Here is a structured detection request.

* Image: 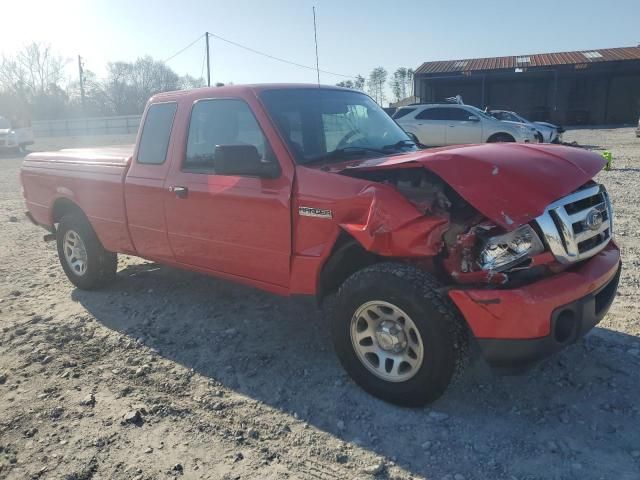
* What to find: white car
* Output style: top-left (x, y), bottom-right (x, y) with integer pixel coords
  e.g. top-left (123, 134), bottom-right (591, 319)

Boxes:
top-left (490, 110), bottom-right (563, 144)
top-left (0, 116), bottom-right (34, 153)
top-left (393, 104), bottom-right (538, 147)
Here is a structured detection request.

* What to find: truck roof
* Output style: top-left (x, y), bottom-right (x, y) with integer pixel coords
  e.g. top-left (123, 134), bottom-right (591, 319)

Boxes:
top-left (150, 83), bottom-right (354, 102)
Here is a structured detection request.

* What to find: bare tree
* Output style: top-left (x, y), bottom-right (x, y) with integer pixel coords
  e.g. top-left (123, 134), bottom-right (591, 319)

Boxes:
top-left (354, 75), bottom-right (365, 91)
top-left (367, 67), bottom-right (387, 105)
top-left (390, 68), bottom-right (406, 103)
top-left (180, 74), bottom-right (205, 90)
top-left (389, 68), bottom-right (416, 103)
top-left (102, 56), bottom-right (181, 115)
top-left (0, 43), bottom-right (67, 99)
top-left (406, 68), bottom-right (415, 97)
top-left (0, 46), bottom-right (217, 119)
top-left (102, 61), bottom-right (134, 115)
top-left (336, 79), bottom-right (354, 88)
top-left (336, 74), bottom-right (365, 91)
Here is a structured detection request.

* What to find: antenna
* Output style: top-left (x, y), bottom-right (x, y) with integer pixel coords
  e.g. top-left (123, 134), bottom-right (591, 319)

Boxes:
top-left (205, 32), bottom-right (211, 87)
top-left (312, 7), bottom-right (320, 85)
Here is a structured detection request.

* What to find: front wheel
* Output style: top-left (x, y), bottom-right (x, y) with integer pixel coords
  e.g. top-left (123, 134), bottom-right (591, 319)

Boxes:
top-left (331, 263), bottom-right (467, 406)
top-left (56, 213), bottom-right (117, 290)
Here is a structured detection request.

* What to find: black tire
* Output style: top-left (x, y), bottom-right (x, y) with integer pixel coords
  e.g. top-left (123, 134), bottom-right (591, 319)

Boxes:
top-left (331, 262), bottom-right (468, 407)
top-left (534, 130), bottom-right (544, 143)
top-left (487, 133), bottom-right (516, 143)
top-left (56, 213), bottom-right (117, 290)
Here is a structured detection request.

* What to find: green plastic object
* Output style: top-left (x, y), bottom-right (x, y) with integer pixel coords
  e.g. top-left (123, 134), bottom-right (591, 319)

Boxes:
top-left (602, 151), bottom-right (612, 171)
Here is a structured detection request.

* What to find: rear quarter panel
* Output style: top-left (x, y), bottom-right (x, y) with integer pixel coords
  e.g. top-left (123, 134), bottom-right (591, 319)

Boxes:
top-left (21, 156), bottom-right (135, 253)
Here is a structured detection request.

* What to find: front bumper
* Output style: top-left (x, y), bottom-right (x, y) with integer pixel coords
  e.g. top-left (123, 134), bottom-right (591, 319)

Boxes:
top-left (448, 242), bottom-right (621, 368)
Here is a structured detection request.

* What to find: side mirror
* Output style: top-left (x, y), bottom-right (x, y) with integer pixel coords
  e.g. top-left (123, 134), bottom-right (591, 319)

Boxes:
top-left (467, 115), bottom-right (480, 122)
top-left (213, 144), bottom-right (280, 178)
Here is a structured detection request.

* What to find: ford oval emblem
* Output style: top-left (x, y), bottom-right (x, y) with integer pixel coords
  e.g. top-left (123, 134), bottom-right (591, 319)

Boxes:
top-left (584, 208), bottom-right (604, 231)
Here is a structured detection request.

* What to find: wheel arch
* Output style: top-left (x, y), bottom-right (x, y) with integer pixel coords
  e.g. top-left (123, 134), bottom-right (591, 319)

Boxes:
top-left (316, 230), bottom-right (380, 303)
top-left (51, 197), bottom-right (88, 225)
top-left (487, 132), bottom-right (516, 143)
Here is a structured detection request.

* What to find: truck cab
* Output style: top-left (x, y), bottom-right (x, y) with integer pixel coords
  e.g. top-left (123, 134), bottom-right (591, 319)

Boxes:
top-left (20, 85), bottom-right (621, 406)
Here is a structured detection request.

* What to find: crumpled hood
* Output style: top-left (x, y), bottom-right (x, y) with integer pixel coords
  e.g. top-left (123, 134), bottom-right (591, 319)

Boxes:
top-left (328, 143), bottom-right (605, 230)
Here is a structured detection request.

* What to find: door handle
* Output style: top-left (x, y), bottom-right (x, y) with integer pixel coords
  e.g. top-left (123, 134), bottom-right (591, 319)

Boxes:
top-left (169, 185), bottom-right (188, 199)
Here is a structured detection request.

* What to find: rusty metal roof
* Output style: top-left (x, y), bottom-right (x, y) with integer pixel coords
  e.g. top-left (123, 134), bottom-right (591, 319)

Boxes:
top-left (415, 46), bottom-right (640, 75)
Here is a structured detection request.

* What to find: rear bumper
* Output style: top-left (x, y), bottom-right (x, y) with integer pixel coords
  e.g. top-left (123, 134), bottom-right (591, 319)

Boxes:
top-left (448, 242), bottom-right (621, 368)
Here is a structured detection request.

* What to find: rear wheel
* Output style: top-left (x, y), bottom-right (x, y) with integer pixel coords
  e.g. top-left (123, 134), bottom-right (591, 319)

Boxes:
top-left (487, 133), bottom-right (515, 143)
top-left (331, 263), bottom-right (467, 406)
top-left (56, 214), bottom-right (117, 289)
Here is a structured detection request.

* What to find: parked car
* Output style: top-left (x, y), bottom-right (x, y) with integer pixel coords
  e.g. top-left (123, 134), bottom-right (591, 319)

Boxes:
top-left (0, 115), bottom-right (34, 153)
top-left (21, 84), bottom-right (620, 406)
top-left (393, 104), bottom-right (538, 146)
top-left (490, 110), bottom-right (564, 143)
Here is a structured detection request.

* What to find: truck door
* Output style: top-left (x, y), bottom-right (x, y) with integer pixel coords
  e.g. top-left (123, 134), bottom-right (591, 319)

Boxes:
top-left (124, 102), bottom-right (177, 263)
top-left (163, 98), bottom-right (292, 288)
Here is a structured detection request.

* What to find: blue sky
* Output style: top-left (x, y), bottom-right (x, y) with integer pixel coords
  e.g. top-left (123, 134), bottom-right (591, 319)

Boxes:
top-left (2, 0), bottom-right (639, 87)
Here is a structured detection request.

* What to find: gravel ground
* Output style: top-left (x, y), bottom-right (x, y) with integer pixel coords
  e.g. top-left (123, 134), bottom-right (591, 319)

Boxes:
top-left (0, 130), bottom-right (639, 480)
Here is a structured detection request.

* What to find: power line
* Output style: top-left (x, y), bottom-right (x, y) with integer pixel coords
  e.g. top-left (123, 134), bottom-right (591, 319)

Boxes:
top-left (163, 34), bottom-right (204, 63)
top-left (206, 31), bottom-right (354, 79)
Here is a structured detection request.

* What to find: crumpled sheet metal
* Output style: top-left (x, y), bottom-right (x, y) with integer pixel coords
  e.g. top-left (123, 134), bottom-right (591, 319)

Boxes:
top-left (337, 184), bottom-right (448, 257)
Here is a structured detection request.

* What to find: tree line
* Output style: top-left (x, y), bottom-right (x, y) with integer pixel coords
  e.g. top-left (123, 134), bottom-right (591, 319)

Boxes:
top-left (336, 67), bottom-right (415, 105)
top-left (0, 43), bottom-right (415, 122)
top-left (0, 42), bottom-right (206, 121)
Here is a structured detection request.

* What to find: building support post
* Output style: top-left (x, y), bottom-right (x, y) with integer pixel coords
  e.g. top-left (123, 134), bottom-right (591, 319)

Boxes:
top-left (603, 76), bottom-right (611, 124)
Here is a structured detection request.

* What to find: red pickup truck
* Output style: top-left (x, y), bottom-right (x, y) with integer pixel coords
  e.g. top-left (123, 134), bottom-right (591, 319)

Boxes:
top-left (21, 85), bottom-right (621, 406)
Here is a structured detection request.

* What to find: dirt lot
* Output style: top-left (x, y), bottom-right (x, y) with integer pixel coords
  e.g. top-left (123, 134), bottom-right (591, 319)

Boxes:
top-left (1, 130), bottom-right (639, 480)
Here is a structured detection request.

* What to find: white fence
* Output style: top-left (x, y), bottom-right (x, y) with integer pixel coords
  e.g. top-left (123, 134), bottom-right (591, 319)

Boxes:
top-left (32, 115), bottom-right (142, 137)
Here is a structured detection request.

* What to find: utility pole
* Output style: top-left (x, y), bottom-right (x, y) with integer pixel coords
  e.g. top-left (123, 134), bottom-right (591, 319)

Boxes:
top-left (205, 32), bottom-right (211, 87)
top-left (78, 55), bottom-right (86, 113)
top-left (312, 7), bottom-right (320, 85)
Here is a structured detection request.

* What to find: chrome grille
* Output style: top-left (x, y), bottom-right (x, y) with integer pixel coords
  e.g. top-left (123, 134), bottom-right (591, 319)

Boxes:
top-left (535, 184), bottom-right (613, 264)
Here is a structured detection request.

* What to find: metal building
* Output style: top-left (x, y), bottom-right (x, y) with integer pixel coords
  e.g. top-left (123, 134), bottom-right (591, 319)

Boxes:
top-left (414, 46), bottom-right (640, 125)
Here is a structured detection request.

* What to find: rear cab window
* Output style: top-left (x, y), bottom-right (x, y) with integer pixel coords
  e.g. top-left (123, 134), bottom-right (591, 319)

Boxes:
top-left (137, 102), bottom-right (178, 165)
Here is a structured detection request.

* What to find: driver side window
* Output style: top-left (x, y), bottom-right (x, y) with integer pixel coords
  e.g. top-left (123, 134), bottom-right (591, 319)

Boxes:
top-left (184, 99), bottom-right (270, 173)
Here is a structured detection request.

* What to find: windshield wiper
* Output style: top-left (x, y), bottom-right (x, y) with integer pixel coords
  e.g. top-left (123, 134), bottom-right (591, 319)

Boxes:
top-left (304, 146), bottom-right (388, 166)
top-left (382, 139), bottom-right (416, 150)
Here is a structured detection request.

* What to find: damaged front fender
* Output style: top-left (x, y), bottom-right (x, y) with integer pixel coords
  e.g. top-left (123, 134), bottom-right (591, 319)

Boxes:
top-left (338, 184), bottom-right (449, 257)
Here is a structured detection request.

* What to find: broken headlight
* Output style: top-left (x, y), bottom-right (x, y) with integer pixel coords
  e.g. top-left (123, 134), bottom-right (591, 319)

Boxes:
top-left (477, 224), bottom-right (544, 272)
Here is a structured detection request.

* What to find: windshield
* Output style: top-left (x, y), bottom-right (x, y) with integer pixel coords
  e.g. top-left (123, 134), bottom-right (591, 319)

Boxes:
top-left (260, 88), bottom-right (416, 165)
top-left (492, 111), bottom-right (528, 123)
top-left (0, 117), bottom-right (10, 129)
top-left (510, 112), bottom-right (529, 123)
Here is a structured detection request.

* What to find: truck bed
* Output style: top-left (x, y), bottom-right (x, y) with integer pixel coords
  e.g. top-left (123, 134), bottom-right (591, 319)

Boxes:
top-left (21, 145), bottom-right (136, 253)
